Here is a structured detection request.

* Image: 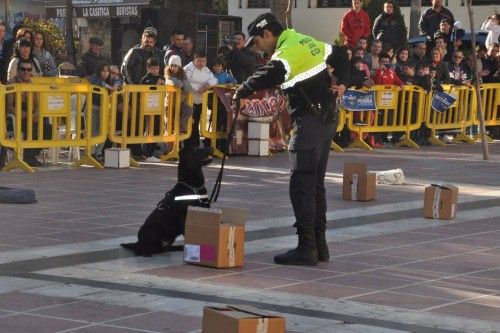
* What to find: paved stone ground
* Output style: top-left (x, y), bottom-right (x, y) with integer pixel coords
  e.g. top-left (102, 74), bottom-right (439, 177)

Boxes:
top-left (0, 142), bottom-right (499, 333)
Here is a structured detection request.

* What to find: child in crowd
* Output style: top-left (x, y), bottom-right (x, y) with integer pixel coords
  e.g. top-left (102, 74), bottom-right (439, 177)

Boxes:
top-left (140, 57), bottom-right (165, 161)
top-left (89, 62), bottom-right (115, 161)
top-left (141, 57), bottom-right (165, 85)
top-left (212, 57), bottom-right (237, 84)
top-left (184, 50), bottom-right (217, 148)
top-left (109, 65), bottom-right (124, 89)
top-left (349, 56), bottom-right (375, 143)
top-left (373, 53), bottom-right (403, 86)
top-left (399, 61), bottom-right (416, 84)
top-left (165, 55), bottom-right (194, 133)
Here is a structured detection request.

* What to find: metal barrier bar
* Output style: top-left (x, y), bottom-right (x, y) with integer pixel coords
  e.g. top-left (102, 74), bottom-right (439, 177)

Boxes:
top-left (108, 84), bottom-right (191, 164)
top-left (474, 83), bottom-right (500, 142)
top-left (330, 105), bottom-right (347, 152)
top-left (0, 83), bottom-right (107, 172)
top-left (425, 84), bottom-right (476, 146)
top-left (346, 85), bottom-right (426, 150)
top-left (200, 87), bottom-right (228, 159)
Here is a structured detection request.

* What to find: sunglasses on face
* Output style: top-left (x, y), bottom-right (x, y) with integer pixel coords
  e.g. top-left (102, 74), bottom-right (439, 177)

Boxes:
top-left (19, 67), bottom-right (33, 72)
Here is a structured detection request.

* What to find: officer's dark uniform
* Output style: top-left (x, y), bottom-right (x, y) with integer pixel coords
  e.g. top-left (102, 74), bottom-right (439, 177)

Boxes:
top-left (236, 14), bottom-right (349, 265)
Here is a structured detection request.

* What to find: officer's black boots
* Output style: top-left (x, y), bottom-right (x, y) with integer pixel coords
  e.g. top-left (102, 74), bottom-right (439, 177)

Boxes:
top-left (315, 229), bottom-right (330, 261)
top-left (274, 229), bottom-right (318, 266)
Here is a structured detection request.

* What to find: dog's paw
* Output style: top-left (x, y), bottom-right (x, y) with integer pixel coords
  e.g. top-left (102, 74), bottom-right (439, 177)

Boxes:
top-left (120, 242), bottom-right (138, 250)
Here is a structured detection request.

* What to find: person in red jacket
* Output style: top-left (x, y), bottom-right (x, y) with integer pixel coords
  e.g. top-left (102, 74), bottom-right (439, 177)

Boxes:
top-left (341, 0), bottom-right (371, 47)
top-left (373, 53), bottom-right (403, 86)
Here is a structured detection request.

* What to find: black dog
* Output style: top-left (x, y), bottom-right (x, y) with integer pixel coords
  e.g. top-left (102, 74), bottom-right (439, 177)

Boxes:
top-left (121, 146), bottom-right (213, 256)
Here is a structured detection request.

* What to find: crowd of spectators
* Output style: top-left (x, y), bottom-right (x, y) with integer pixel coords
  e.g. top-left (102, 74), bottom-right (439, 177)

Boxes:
top-left (0, 2), bottom-right (499, 166)
top-left (339, 0), bottom-right (499, 148)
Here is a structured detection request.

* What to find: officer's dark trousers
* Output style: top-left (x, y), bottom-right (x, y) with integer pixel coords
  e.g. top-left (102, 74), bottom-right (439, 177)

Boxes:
top-left (288, 113), bottom-right (336, 232)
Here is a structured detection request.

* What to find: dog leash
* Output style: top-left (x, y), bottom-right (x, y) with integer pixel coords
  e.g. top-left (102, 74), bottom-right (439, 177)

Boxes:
top-left (209, 96), bottom-right (241, 203)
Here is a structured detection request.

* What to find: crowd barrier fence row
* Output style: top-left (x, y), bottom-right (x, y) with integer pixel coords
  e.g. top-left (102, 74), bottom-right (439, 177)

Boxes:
top-left (0, 80), bottom-right (499, 172)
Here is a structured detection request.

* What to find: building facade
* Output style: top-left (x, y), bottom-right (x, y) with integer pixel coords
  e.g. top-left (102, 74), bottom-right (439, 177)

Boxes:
top-left (229, 0), bottom-right (497, 44)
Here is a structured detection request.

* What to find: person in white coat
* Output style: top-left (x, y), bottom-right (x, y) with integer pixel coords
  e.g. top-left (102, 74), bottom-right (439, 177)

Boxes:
top-left (481, 14), bottom-right (500, 49)
top-left (183, 50), bottom-right (217, 147)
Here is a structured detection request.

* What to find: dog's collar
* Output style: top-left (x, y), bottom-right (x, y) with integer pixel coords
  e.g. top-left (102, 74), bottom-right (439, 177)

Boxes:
top-left (177, 182), bottom-right (206, 195)
top-left (174, 182), bottom-right (208, 203)
top-left (174, 194), bottom-right (209, 201)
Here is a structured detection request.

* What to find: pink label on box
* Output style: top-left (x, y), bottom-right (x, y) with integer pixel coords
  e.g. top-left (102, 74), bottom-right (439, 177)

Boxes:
top-left (200, 245), bottom-right (216, 261)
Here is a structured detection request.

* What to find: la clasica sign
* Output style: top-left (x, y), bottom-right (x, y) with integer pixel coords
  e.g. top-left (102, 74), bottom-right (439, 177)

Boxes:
top-left (45, 0), bottom-right (147, 18)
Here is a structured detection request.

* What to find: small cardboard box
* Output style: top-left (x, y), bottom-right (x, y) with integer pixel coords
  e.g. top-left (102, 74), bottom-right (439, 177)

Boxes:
top-left (202, 305), bottom-right (285, 333)
top-left (104, 148), bottom-right (130, 168)
top-left (424, 184), bottom-right (459, 220)
top-left (342, 162), bottom-right (376, 201)
top-left (248, 139), bottom-right (269, 156)
top-left (248, 122), bottom-right (270, 140)
top-left (184, 206), bottom-right (248, 268)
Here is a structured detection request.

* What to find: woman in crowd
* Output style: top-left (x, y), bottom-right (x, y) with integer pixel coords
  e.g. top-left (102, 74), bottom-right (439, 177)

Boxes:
top-left (7, 37), bottom-right (41, 82)
top-left (394, 46), bottom-right (410, 76)
top-left (429, 47), bottom-right (451, 85)
top-left (32, 31), bottom-right (57, 77)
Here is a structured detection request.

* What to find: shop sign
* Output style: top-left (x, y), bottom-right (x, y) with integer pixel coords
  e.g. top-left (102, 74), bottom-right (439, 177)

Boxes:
top-left (49, 5), bottom-right (140, 18)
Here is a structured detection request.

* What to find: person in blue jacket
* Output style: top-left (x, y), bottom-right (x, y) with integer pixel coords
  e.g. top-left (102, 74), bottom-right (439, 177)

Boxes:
top-left (212, 57), bottom-right (237, 84)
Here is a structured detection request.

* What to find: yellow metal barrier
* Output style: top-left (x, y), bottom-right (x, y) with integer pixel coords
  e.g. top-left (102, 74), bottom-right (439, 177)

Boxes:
top-left (346, 85), bottom-right (426, 150)
top-left (425, 84), bottom-right (477, 146)
top-left (108, 84), bottom-right (191, 164)
top-left (31, 76), bottom-right (89, 85)
top-left (330, 105), bottom-right (348, 152)
top-left (200, 86), bottom-right (233, 159)
top-left (475, 83), bottom-right (500, 142)
top-left (0, 82), bottom-right (108, 172)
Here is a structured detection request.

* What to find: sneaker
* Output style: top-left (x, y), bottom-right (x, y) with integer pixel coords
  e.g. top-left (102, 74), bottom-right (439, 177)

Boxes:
top-left (145, 156), bottom-right (161, 162)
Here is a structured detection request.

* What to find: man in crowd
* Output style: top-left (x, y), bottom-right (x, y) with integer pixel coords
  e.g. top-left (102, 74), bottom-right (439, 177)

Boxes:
top-left (448, 50), bottom-right (471, 85)
top-left (77, 36), bottom-right (110, 78)
top-left (235, 13), bottom-right (349, 266)
top-left (412, 41), bottom-right (429, 70)
top-left (226, 31), bottom-right (258, 83)
top-left (341, 0), bottom-right (371, 48)
top-left (121, 27), bottom-right (164, 84)
top-left (7, 59), bottom-right (51, 167)
top-left (181, 36), bottom-right (194, 67)
top-left (163, 30), bottom-right (186, 66)
top-left (364, 39), bottom-right (383, 71)
top-left (419, 0), bottom-right (454, 40)
top-left (372, 0), bottom-right (404, 49)
top-left (0, 21), bottom-right (6, 84)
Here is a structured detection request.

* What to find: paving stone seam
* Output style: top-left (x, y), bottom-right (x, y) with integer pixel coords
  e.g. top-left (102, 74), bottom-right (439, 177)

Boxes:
top-left (21, 268), bottom-right (497, 333)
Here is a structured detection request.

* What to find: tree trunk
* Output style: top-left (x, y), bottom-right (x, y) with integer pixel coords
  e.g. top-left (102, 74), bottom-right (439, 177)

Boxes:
top-left (4, 0), bottom-right (11, 33)
top-left (65, 0), bottom-right (77, 65)
top-left (270, 0), bottom-right (292, 28)
top-left (409, 0), bottom-right (421, 37)
top-left (465, 0), bottom-right (489, 160)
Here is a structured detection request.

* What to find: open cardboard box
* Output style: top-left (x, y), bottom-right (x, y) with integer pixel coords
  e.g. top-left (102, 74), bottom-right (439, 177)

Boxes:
top-left (424, 184), bottom-right (459, 220)
top-left (202, 305), bottom-right (285, 333)
top-left (184, 206), bottom-right (248, 268)
top-left (342, 162), bottom-right (376, 201)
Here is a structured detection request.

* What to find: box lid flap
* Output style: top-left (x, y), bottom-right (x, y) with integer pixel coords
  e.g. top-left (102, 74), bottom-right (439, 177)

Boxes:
top-left (344, 162), bottom-right (368, 175)
top-left (185, 206), bottom-right (221, 227)
top-left (430, 183), bottom-right (459, 191)
top-left (220, 207), bottom-right (248, 226)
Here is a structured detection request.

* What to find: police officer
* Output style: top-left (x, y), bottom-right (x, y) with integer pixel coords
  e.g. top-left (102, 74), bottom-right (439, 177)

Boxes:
top-left (235, 13), bottom-right (349, 266)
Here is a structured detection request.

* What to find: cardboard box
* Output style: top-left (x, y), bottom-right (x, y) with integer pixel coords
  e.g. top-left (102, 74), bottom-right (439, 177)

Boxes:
top-left (424, 184), bottom-right (459, 220)
top-left (342, 162), bottom-right (376, 201)
top-left (248, 122), bottom-right (270, 140)
top-left (104, 148), bottom-right (130, 168)
top-left (184, 206), bottom-right (248, 268)
top-left (248, 139), bottom-right (269, 156)
top-left (202, 305), bottom-right (285, 333)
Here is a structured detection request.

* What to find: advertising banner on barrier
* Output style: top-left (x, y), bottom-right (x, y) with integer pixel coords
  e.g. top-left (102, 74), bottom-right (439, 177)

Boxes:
top-left (341, 90), bottom-right (377, 111)
top-left (432, 90), bottom-right (457, 113)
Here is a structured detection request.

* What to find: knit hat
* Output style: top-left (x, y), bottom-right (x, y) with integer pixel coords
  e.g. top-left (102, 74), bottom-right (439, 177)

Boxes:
top-left (168, 55), bottom-right (182, 67)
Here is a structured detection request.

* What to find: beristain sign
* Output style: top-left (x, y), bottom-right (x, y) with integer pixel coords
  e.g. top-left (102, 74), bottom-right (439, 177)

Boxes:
top-left (45, 0), bottom-right (146, 18)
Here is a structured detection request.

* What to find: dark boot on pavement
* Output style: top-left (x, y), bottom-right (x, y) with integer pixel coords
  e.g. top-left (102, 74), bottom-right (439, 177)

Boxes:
top-left (315, 229), bottom-right (330, 261)
top-left (274, 229), bottom-right (318, 266)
